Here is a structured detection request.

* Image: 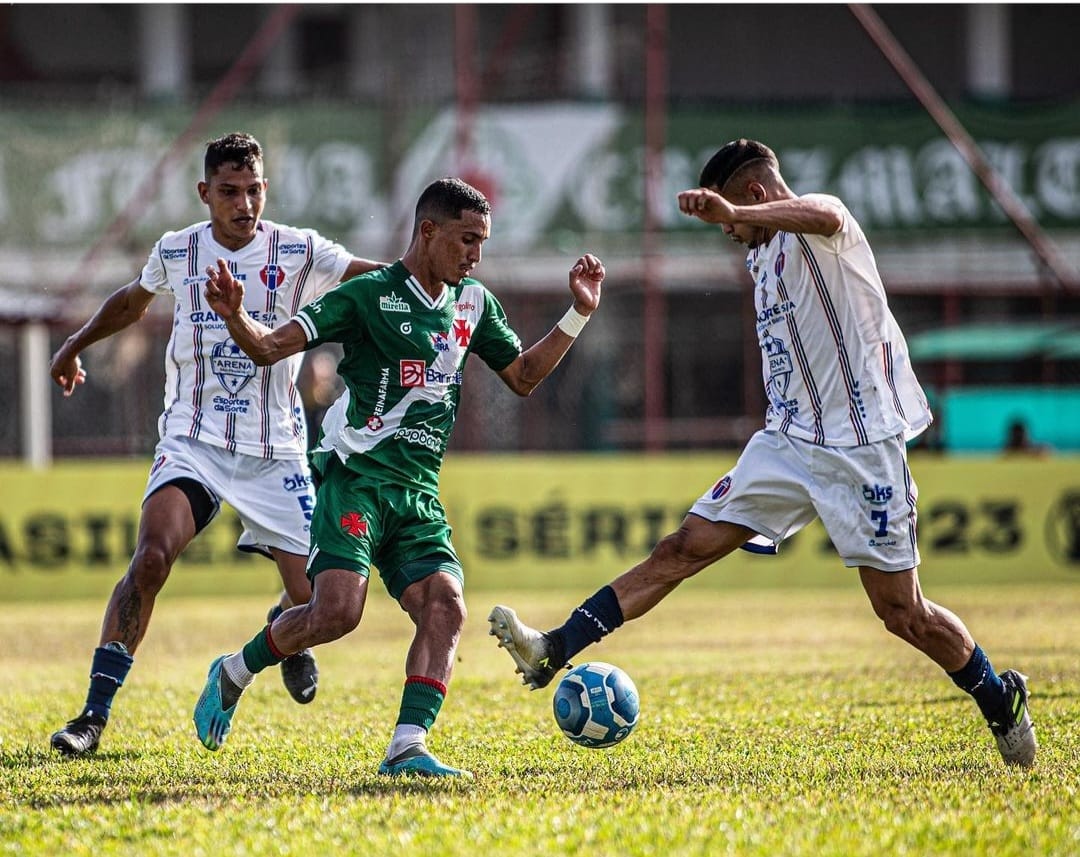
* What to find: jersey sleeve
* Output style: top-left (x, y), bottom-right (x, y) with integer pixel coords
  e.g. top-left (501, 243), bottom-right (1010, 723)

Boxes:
top-left (303, 228), bottom-right (353, 295)
top-left (471, 288), bottom-right (523, 371)
top-left (138, 235), bottom-right (174, 295)
top-left (292, 278), bottom-right (366, 348)
top-left (801, 193), bottom-right (860, 253)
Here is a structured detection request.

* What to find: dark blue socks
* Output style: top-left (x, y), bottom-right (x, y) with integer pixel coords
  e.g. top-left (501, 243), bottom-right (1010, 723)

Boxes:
top-left (948, 643), bottom-right (1007, 723)
top-left (85, 642), bottom-right (134, 721)
top-left (549, 585), bottom-right (625, 664)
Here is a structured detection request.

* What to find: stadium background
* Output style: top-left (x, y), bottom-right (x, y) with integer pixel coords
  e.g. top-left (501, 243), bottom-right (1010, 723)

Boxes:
top-left (1, 4), bottom-right (1078, 593)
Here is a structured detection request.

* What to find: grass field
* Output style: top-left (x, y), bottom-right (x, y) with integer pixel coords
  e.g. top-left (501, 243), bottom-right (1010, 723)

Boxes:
top-left (2, 580), bottom-right (1079, 856)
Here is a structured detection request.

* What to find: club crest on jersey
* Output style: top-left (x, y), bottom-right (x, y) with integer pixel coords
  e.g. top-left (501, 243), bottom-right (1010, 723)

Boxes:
top-left (711, 475), bottom-right (732, 500)
top-left (211, 339), bottom-right (256, 394)
top-left (452, 319), bottom-right (472, 347)
top-left (260, 264), bottom-right (286, 291)
top-left (366, 415), bottom-right (383, 431)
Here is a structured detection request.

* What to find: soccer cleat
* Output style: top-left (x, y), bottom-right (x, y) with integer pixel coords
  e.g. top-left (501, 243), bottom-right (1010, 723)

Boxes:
top-left (267, 605), bottom-right (319, 704)
top-left (280, 649), bottom-right (319, 704)
top-left (487, 605), bottom-right (566, 690)
top-left (376, 745), bottom-right (473, 778)
top-left (193, 655), bottom-right (239, 751)
top-left (989, 669), bottom-right (1037, 768)
top-left (50, 712), bottom-right (107, 758)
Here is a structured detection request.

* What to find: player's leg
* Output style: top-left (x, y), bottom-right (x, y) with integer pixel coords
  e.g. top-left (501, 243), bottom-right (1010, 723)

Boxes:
top-left (859, 566), bottom-right (1036, 767)
top-left (490, 515), bottom-right (755, 690)
top-left (225, 453), bottom-right (321, 704)
top-left (51, 479), bottom-right (209, 757)
top-left (268, 549), bottom-right (319, 704)
top-left (193, 566), bottom-right (368, 751)
top-left (377, 569), bottom-right (471, 778)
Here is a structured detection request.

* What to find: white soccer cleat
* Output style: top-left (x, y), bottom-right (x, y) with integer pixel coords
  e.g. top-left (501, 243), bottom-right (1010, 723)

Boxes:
top-left (990, 669), bottom-right (1037, 768)
top-left (487, 605), bottom-right (565, 690)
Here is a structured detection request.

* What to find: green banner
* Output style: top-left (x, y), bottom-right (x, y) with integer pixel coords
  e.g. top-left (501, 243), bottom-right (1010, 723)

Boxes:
top-left (3, 102), bottom-right (1079, 258)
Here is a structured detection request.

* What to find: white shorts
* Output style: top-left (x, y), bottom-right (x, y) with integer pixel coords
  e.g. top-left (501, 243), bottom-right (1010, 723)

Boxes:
top-left (144, 434), bottom-right (315, 558)
top-left (690, 430), bottom-right (920, 572)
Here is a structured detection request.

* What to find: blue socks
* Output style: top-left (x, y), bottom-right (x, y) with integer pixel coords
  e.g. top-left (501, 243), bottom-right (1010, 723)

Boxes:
top-left (549, 585), bottom-right (625, 664)
top-left (85, 642), bottom-right (134, 721)
top-left (948, 644), bottom-right (1007, 723)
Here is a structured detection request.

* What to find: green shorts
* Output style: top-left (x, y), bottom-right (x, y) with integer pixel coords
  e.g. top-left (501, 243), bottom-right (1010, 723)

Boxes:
top-left (306, 458), bottom-right (463, 601)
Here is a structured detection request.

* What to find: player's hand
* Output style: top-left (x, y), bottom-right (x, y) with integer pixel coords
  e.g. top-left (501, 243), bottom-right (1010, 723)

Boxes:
top-left (677, 188), bottom-right (737, 224)
top-left (49, 348), bottom-right (86, 397)
top-left (569, 253), bottom-right (604, 315)
top-left (204, 258), bottom-right (245, 319)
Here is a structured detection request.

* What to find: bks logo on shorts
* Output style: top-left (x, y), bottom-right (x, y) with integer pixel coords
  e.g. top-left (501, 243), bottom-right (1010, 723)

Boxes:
top-left (400, 359), bottom-right (426, 387)
top-left (711, 475), bottom-right (732, 500)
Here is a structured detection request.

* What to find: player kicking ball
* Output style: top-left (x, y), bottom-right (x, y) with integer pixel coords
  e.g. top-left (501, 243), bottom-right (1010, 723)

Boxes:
top-left (489, 139), bottom-right (1036, 769)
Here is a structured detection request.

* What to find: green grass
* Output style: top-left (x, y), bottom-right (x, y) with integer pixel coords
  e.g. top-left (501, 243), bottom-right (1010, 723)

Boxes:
top-left (3, 581), bottom-right (1079, 856)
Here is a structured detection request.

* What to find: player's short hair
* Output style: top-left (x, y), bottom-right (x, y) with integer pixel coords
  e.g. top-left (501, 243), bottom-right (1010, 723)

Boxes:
top-left (414, 177), bottom-right (491, 230)
top-left (699, 139), bottom-right (778, 190)
top-left (204, 132), bottom-right (263, 179)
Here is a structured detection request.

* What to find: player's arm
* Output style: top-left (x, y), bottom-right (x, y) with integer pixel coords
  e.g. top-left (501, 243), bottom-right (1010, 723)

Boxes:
top-left (341, 256), bottom-right (386, 280)
top-left (677, 189), bottom-right (843, 236)
top-left (496, 254), bottom-right (604, 397)
top-left (204, 258), bottom-right (307, 366)
top-left (49, 278), bottom-right (156, 396)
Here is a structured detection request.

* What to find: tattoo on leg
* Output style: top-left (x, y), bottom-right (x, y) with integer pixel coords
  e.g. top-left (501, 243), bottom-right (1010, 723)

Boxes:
top-left (116, 590), bottom-right (143, 649)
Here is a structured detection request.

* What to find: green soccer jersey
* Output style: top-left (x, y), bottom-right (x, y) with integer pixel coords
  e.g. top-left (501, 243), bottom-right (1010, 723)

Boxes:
top-left (292, 260), bottom-right (522, 494)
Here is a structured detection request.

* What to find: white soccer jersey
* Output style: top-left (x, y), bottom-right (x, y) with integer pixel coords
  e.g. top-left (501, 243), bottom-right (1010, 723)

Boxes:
top-left (746, 194), bottom-right (932, 446)
top-left (140, 219), bottom-right (352, 459)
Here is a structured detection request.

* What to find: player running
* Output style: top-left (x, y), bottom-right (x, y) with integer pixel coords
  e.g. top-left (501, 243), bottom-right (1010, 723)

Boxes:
top-left (489, 138), bottom-right (1036, 769)
top-left (192, 177), bottom-right (605, 777)
top-left (49, 132), bottom-right (384, 758)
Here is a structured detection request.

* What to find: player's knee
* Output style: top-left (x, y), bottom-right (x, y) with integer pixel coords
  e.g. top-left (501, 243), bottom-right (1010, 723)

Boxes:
top-left (126, 543), bottom-right (174, 591)
top-left (305, 600), bottom-right (361, 642)
top-left (649, 529), bottom-right (708, 581)
top-left (875, 601), bottom-right (925, 643)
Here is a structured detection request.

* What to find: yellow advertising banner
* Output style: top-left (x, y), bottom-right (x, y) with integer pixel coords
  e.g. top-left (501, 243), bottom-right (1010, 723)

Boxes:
top-left (0, 454), bottom-right (1078, 601)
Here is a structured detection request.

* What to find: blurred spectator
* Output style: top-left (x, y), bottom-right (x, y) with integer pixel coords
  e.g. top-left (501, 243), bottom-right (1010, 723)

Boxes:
top-left (1002, 418), bottom-right (1050, 456)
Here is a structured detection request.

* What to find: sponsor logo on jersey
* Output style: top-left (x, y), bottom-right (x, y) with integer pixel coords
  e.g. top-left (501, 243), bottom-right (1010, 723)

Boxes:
top-left (160, 247), bottom-right (188, 260)
top-left (862, 484), bottom-right (894, 505)
top-left (756, 300), bottom-right (796, 325)
top-left (452, 319), bottom-right (472, 347)
top-left (763, 334), bottom-right (794, 397)
top-left (278, 242), bottom-right (308, 256)
top-left (455, 301), bottom-right (476, 312)
top-left (400, 359), bottom-right (426, 387)
top-left (260, 264), bottom-right (286, 291)
top-left (379, 292), bottom-right (411, 313)
top-left (340, 512), bottom-right (368, 537)
top-left (710, 475), bottom-right (732, 500)
top-left (774, 251), bottom-right (786, 277)
top-left (432, 332), bottom-right (451, 352)
top-left (394, 426), bottom-right (443, 453)
top-left (400, 322), bottom-right (412, 334)
top-left (366, 415), bottom-right (384, 431)
top-left (211, 339), bottom-right (256, 394)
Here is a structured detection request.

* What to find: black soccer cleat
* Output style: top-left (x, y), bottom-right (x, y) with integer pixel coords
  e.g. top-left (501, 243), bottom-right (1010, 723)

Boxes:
top-left (51, 712), bottom-right (107, 758)
top-left (280, 649), bottom-right (319, 704)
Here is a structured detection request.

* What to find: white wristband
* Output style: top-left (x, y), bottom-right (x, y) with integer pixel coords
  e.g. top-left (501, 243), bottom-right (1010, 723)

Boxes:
top-left (556, 306), bottom-right (590, 338)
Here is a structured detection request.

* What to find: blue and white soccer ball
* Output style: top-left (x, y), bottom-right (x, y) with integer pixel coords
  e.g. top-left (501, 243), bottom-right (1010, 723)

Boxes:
top-left (552, 662), bottom-right (640, 749)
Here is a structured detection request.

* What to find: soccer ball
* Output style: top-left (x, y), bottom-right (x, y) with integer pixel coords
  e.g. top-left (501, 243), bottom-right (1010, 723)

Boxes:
top-left (552, 662), bottom-right (640, 748)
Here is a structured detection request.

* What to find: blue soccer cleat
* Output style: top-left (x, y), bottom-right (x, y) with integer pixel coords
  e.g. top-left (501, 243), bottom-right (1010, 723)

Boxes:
top-left (376, 745), bottom-right (473, 778)
top-left (193, 655), bottom-right (239, 751)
